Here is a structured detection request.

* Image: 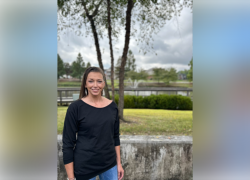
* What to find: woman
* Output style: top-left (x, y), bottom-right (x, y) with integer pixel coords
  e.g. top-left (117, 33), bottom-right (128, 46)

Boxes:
top-left (62, 67), bottom-right (124, 180)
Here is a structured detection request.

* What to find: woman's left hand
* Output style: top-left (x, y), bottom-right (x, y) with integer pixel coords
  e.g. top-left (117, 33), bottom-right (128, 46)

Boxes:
top-left (117, 163), bottom-right (124, 180)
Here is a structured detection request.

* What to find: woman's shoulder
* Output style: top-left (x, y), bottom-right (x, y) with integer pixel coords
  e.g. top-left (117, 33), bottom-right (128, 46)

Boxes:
top-left (101, 97), bottom-right (112, 104)
top-left (102, 97), bottom-right (117, 109)
top-left (67, 99), bottom-right (82, 111)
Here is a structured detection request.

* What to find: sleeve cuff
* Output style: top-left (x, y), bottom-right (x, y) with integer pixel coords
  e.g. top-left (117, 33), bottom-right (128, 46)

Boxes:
top-left (63, 159), bottom-right (73, 165)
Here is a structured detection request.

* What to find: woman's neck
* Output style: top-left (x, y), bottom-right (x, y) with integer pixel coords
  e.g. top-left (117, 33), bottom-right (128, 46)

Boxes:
top-left (84, 95), bottom-right (103, 103)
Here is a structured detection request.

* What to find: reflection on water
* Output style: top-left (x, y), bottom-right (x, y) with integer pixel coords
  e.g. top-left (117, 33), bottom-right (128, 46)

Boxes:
top-left (124, 91), bottom-right (192, 97)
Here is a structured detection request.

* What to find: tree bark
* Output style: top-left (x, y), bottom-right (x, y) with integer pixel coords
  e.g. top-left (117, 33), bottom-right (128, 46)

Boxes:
top-left (107, 0), bottom-right (115, 101)
top-left (82, 0), bottom-right (110, 99)
top-left (89, 17), bottom-right (110, 99)
top-left (118, 0), bottom-right (134, 121)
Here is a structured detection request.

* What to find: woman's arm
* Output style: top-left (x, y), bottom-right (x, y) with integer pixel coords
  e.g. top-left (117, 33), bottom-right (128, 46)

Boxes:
top-left (115, 145), bottom-right (121, 165)
top-left (115, 145), bottom-right (124, 180)
top-left (62, 105), bottom-right (78, 180)
top-left (114, 108), bottom-right (123, 179)
top-left (65, 162), bottom-right (75, 179)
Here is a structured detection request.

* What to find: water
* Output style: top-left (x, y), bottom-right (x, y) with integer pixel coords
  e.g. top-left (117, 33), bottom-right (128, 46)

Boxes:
top-left (124, 91), bottom-right (191, 97)
top-left (58, 90), bottom-right (193, 98)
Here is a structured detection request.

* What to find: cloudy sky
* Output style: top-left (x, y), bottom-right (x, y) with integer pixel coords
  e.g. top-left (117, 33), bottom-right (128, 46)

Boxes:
top-left (58, 5), bottom-right (192, 72)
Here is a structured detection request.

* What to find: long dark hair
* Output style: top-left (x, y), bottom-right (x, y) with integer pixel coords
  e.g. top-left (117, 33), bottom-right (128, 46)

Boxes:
top-left (79, 67), bottom-right (105, 99)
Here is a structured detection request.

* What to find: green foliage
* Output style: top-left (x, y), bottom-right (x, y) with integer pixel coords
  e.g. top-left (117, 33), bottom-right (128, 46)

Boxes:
top-left (187, 58), bottom-right (193, 81)
top-left (176, 95), bottom-right (193, 110)
top-left (153, 67), bottom-right (177, 84)
top-left (137, 68), bottom-right (148, 80)
top-left (63, 62), bottom-right (71, 78)
top-left (57, 54), bottom-right (65, 79)
top-left (162, 67), bottom-right (178, 84)
top-left (127, 71), bottom-right (138, 81)
top-left (125, 50), bottom-right (136, 72)
top-left (58, 0), bottom-right (126, 42)
top-left (115, 49), bottom-right (137, 79)
top-left (113, 94), bottom-right (192, 110)
top-left (86, 62), bottom-right (91, 68)
top-left (178, 69), bottom-right (189, 76)
top-left (124, 95), bottom-right (136, 108)
top-left (132, 0), bottom-right (193, 54)
top-left (115, 57), bottom-right (122, 79)
top-left (153, 67), bottom-right (165, 83)
top-left (136, 95), bottom-right (145, 108)
top-left (71, 53), bottom-right (86, 80)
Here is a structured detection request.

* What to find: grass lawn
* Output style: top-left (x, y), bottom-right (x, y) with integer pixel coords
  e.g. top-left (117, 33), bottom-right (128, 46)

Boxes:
top-left (58, 107), bottom-right (193, 136)
top-left (169, 82), bottom-right (193, 88)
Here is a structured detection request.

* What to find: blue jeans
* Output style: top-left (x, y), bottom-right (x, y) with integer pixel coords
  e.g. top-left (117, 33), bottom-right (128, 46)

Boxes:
top-left (89, 164), bottom-right (118, 180)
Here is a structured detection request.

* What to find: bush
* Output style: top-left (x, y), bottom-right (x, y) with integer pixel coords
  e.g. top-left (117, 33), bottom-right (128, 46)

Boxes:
top-left (176, 95), bottom-right (192, 110)
top-left (112, 94), bottom-right (192, 110)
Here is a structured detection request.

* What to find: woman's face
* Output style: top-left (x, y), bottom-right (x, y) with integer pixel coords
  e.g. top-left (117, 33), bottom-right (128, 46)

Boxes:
top-left (85, 72), bottom-right (105, 96)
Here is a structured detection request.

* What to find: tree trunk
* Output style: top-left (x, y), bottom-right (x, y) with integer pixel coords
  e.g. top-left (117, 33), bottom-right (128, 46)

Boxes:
top-left (107, 0), bottom-right (115, 101)
top-left (118, 0), bottom-right (134, 122)
top-left (88, 16), bottom-right (110, 99)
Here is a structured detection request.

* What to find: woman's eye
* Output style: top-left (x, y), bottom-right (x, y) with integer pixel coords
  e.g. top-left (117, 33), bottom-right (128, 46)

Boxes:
top-left (98, 81), bottom-right (102, 83)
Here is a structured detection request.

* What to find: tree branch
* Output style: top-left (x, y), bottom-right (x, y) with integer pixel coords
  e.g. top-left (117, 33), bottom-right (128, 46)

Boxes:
top-left (92, 0), bottom-right (104, 17)
top-left (81, 0), bottom-right (103, 18)
top-left (81, 0), bottom-right (90, 17)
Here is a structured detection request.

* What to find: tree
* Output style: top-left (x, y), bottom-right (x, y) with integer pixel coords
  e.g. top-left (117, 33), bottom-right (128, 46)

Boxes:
top-left (137, 68), bottom-right (148, 80)
top-left (125, 50), bottom-right (136, 72)
top-left (117, 0), bottom-right (192, 120)
top-left (58, 0), bottom-right (117, 99)
top-left (127, 68), bottom-right (148, 87)
top-left (115, 50), bottom-right (136, 79)
top-left (153, 67), bottom-right (165, 83)
top-left (114, 57), bottom-right (122, 80)
top-left (118, 0), bottom-right (135, 122)
top-left (64, 62), bottom-right (72, 78)
top-left (107, 0), bottom-right (115, 101)
top-left (71, 53), bottom-right (86, 81)
top-left (58, 0), bottom-right (193, 121)
top-left (86, 62), bottom-right (91, 68)
top-left (58, 54), bottom-right (65, 79)
top-left (162, 67), bottom-right (178, 85)
top-left (187, 58), bottom-right (193, 81)
top-left (124, 50), bottom-right (136, 78)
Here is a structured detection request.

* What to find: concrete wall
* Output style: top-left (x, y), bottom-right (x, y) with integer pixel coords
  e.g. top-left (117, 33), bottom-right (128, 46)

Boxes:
top-left (58, 135), bottom-right (193, 180)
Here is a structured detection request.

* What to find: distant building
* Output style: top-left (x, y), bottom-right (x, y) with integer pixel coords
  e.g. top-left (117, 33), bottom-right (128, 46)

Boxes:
top-left (145, 67), bottom-right (154, 80)
top-left (178, 73), bottom-right (187, 80)
top-left (104, 68), bottom-right (117, 80)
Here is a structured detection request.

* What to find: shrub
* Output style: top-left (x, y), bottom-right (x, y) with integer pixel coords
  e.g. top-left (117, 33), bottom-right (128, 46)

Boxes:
top-left (176, 95), bottom-right (193, 110)
top-left (111, 94), bottom-right (192, 110)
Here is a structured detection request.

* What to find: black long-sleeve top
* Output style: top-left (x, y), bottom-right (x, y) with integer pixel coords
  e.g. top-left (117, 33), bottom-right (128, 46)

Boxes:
top-left (62, 99), bottom-right (120, 180)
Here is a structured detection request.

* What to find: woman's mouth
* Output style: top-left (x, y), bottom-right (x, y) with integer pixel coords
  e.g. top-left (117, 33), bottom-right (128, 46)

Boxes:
top-left (92, 89), bottom-right (99, 92)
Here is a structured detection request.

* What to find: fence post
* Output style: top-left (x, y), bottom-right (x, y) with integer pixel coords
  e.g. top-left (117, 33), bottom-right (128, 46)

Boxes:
top-left (60, 91), bottom-right (62, 106)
